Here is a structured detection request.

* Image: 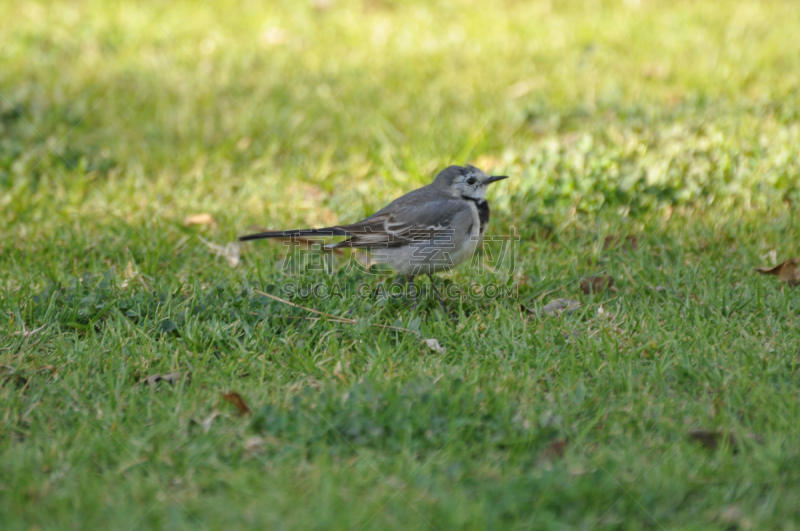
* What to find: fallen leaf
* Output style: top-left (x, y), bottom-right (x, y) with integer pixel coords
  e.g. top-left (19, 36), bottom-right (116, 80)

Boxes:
top-left (183, 213), bottom-right (216, 226)
top-left (580, 274), bottom-right (614, 295)
top-left (521, 298), bottom-right (582, 317)
top-left (422, 338), bottom-right (445, 354)
top-left (755, 257), bottom-right (800, 287)
top-left (222, 391), bottom-right (251, 415)
top-left (542, 438), bottom-right (568, 459)
top-left (755, 258), bottom-right (795, 276)
top-left (144, 372), bottom-right (188, 386)
top-left (688, 428), bottom-right (737, 451)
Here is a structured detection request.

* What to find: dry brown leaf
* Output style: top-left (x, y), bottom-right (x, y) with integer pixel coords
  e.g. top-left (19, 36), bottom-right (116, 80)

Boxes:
top-left (183, 213), bottom-right (216, 226)
top-left (755, 258), bottom-right (796, 276)
top-left (222, 391), bottom-right (251, 415)
top-left (521, 298), bottom-right (582, 318)
top-left (542, 438), bottom-right (568, 459)
top-left (688, 428), bottom-right (737, 451)
top-left (144, 372), bottom-right (188, 386)
top-left (755, 257), bottom-right (800, 287)
top-left (580, 274), bottom-right (614, 295)
top-left (422, 338), bottom-right (445, 354)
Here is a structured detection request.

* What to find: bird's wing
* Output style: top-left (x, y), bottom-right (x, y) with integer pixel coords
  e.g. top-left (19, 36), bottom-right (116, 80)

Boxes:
top-left (330, 198), bottom-right (473, 249)
top-left (237, 186), bottom-right (472, 247)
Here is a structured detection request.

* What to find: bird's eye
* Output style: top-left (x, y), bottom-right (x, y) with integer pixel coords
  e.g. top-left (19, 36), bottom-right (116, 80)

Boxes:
top-left (466, 177), bottom-right (477, 185)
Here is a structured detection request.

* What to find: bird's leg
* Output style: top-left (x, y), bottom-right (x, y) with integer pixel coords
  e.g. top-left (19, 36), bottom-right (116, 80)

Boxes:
top-left (407, 275), bottom-right (419, 309)
top-left (427, 273), bottom-right (449, 314)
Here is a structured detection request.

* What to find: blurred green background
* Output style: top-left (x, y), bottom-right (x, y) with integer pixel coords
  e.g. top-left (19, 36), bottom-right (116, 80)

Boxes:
top-left (2, 0), bottom-right (799, 237)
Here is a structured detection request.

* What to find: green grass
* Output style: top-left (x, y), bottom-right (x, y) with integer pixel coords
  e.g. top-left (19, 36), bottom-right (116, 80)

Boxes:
top-left (2, 0), bottom-right (800, 529)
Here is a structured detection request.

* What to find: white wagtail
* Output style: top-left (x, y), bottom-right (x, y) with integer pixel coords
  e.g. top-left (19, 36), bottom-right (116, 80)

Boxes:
top-left (239, 165), bottom-right (508, 311)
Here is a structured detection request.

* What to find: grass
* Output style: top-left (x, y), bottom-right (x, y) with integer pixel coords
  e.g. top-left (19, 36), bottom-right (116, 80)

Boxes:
top-left (2, 0), bottom-right (800, 528)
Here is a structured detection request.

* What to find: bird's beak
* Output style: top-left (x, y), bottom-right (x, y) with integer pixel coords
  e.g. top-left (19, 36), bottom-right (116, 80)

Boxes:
top-left (485, 175), bottom-right (509, 185)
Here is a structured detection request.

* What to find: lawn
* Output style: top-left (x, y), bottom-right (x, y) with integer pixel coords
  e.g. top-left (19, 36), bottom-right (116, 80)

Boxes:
top-left (2, 0), bottom-right (800, 529)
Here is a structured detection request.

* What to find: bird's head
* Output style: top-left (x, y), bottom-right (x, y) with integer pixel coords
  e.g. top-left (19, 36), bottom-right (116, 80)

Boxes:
top-left (432, 165), bottom-right (508, 201)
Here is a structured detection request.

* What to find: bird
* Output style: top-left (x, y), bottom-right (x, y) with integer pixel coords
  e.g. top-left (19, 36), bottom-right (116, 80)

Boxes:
top-left (239, 165), bottom-right (508, 312)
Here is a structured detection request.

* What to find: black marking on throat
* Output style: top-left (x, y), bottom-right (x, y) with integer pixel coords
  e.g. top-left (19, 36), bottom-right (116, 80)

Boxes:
top-left (462, 195), bottom-right (490, 232)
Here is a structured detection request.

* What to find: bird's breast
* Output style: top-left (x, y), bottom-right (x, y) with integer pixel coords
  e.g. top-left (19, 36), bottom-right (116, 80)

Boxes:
top-left (476, 200), bottom-right (490, 233)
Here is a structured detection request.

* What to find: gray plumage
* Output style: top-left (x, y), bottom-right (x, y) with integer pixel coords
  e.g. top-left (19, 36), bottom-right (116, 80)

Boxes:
top-left (240, 165), bottom-right (508, 310)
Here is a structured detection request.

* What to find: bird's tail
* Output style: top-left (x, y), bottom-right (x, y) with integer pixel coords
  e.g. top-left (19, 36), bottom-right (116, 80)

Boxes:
top-left (238, 227), bottom-right (350, 242)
